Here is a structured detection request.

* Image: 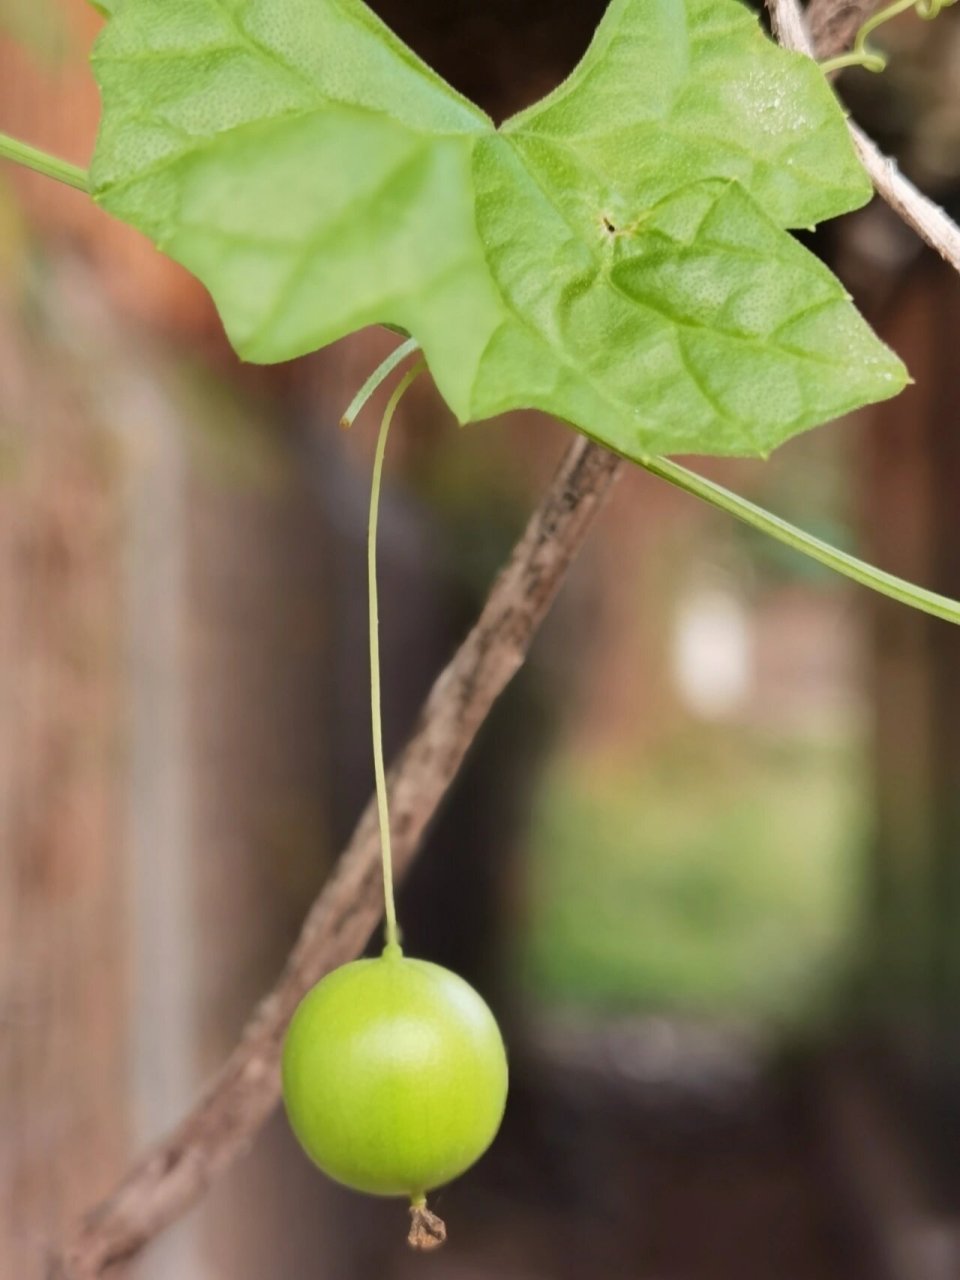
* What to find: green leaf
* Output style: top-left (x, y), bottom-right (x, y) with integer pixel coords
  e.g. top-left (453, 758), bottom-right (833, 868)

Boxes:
top-left (90, 0), bottom-right (907, 459)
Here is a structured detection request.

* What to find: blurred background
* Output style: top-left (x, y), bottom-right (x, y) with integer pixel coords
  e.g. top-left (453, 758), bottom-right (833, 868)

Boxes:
top-left (2, 2), bottom-right (960, 1277)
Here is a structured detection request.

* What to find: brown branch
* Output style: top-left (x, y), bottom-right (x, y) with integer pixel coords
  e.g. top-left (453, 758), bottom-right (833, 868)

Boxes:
top-left (51, 435), bottom-right (622, 1279)
top-left (768, 0), bottom-right (960, 274)
top-left (848, 124), bottom-right (960, 273)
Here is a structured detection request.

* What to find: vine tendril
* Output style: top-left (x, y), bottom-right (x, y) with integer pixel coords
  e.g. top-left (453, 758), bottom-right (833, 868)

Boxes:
top-left (820, 0), bottom-right (958, 75)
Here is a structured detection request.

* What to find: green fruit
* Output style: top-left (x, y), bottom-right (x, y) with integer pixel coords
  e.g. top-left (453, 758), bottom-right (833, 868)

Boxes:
top-left (281, 950), bottom-right (508, 1199)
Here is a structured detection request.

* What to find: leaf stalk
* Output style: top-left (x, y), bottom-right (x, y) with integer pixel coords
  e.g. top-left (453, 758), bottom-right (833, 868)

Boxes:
top-left (0, 131), bottom-right (88, 192)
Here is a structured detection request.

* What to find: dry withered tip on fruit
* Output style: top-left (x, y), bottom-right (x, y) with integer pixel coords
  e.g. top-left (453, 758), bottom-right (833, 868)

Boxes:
top-left (408, 1200), bottom-right (447, 1250)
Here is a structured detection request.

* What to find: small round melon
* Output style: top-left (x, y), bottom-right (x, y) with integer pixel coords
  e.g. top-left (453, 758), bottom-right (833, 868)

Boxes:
top-left (281, 951), bottom-right (508, 1199)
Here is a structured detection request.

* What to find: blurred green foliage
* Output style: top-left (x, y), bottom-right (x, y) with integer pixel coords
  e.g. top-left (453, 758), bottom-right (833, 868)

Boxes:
top-left (521, 728), bottom-right (865, 1026)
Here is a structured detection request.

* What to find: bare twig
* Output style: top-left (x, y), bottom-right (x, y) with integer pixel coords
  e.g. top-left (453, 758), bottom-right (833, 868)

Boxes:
top-left (51, 436), bottom-right (621, 1279)
top-left (768, 0), bottom-right (960, 273)
top-left (52, 5), bottom-right (960, 1276)
top-left (848, 123), bottom-right (960, 273)
top-left (767, 0), bottom-right (818, 52)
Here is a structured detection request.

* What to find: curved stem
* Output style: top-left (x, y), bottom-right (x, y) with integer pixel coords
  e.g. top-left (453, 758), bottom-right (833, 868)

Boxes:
top-left (368, 363), bottom-right (425, 953)
top-left (0, 131), bottom-right (88, 192)
top-left (820, 49), bottom-right (884, 73)
top-left (820, 0), bottom-right (956, 74)
top-left (640, 455), bottom-right (960, 625)
top-left (341, 336), bottom-right (421, 429)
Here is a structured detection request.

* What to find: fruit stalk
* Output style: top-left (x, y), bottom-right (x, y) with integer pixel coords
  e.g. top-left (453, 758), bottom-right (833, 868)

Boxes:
top-left (368, 364), bottom-right (423, 952)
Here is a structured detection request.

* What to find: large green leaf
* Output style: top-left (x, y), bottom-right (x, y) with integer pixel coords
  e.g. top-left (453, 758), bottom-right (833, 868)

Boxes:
top-left (90, 0), bottom-right (907, 458)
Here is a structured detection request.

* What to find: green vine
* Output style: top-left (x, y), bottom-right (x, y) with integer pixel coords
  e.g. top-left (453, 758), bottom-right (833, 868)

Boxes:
top-left (640, 456), bottom-right (960, 625)
top-left (0, 133), bottom-right (88, 192)
top-left (820, 0), bottom-right (958, 75)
